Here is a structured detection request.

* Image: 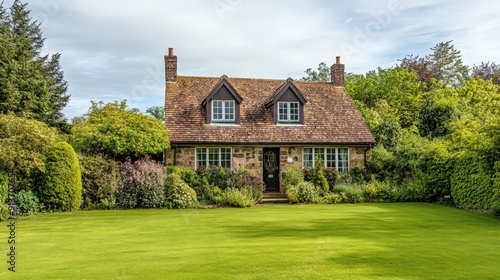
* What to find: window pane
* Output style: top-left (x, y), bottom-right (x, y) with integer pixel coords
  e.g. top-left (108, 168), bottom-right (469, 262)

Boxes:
top-left (326, 148), bottom-right (335, 168)
top-left (338, 148), bottom-right (349, 171)
top-left (220, 148), bottom-right (232, 168)
top-left (208, 148), bottom-right (219, 166)
top-left (278, 102), bottom-right (288, 121)
top-left (196, 148), bottom-right (207, 169)
top-left (314, 148), bottom-right (325, 163)
top-left (213, 101), bottom-right (223, 120)
top-left (290, 102), bottom-right (299, 121)
top-left (224, 101), bottom-right (234, 120)
top-left (303, 148), bottom-right (313, 168)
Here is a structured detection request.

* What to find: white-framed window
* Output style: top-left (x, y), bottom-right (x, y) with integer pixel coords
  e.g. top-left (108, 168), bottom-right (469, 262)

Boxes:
top-left (302, 147), bottom-right (350, 171)
top-left (196, 147), bottom-right (232, 169)
top-left (212, 100), bottom-right (235, 122)
top-left (278, 101), bottom-right (299, 122)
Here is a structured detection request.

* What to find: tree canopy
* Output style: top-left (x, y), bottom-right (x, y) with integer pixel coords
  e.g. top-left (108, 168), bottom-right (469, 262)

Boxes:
top-left (71, 100), bottom-right (170, 161)
top-left (0, 0), bottom-right (69, 132)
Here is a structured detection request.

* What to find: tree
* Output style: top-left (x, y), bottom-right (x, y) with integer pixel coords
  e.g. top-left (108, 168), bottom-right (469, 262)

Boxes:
top-left (398, 41), bottom-right (468, 88)
top-left (0, 1), bottom-right (69, 131)
top-left (472, 61), bottom-right (500, 86)
top-left (427, 41), bottom-right (468, 86)
top-left (0, 114), bottom-right (57, 190)
top-left (145, 105), bottom-right (165, 121)
top-left (71, 100), bottom-right (170, 161)
top-left (37, 142), bottom-right (82, 211)
top-left (301, 62), bottom-right (330, 82)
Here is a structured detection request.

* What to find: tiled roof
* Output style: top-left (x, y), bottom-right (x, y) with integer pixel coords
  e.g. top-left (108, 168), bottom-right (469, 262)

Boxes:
top-left (165, 76), bottom-right (376, 146)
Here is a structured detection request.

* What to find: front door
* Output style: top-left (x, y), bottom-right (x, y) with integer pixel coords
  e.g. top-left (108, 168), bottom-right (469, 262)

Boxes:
top-left (263, 148), bottom-right (280, 192)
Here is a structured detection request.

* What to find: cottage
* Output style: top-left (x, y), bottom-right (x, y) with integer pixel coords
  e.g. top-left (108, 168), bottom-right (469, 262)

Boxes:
top-left (164, 48), bottom-right (376, 193)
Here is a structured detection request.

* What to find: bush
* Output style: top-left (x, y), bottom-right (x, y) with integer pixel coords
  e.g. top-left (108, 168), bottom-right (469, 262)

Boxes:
top-left (0, 169), bottom-right (8, 204)
top-left (37, 142), bottom-right (82, 212)
top-left (322, 193), bottom-right (342, 204)
top-left (0, 204), bottom-right (9, 221)
top-left (228, 170), bottom-right (265, 202)
top-left (324, 168), bottom-right (339, 190)
top-left (220, 188), bottom-right (255, 208)
top-left (13, 190), bottom-right (39, 215)
top-left (283, 166), bottom-right (304, 187)
top-left (363, 179), bottom-right (392, 202)
top-left (333, 184), bottom-right (364, 203)
top-left (200, 166), bottom-right (231, 190)
top-left (451, 153), bottom-right (493, 210)
top-left (79, 153), bottom-right (120, 209)
top-left (116, 158), bottom-right (167, 209)
top-left (286, 181), bottom-right (321, 203)
top-left (165, 174), bottom-right (198, 209)
top-left (166, 165), bottom-right (181, 175)
top-left (312, 156), bottom-right (329, 195)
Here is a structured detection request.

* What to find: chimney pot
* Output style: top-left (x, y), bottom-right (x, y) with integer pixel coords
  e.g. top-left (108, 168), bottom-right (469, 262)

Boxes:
top-left (336, 56), bottom-right (341, 64)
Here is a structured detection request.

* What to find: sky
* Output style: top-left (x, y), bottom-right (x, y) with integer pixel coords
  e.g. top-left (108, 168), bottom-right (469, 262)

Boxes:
top-left (3, 0), bottom-right (500, 120)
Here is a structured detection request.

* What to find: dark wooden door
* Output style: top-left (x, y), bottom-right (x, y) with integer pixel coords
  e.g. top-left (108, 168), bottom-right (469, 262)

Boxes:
top-left (263, 148), bottom-right (280, 192)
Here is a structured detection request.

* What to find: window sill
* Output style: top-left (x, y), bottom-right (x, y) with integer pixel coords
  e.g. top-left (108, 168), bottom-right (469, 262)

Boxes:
top-left (276, 123), bottom-right (303, 126)
top-left (209, 123), bottom-right (240, 126)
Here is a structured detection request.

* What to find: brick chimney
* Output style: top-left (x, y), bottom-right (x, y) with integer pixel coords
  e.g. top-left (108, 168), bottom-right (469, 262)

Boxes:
top-left (165, 48), bottom-right (177, 83)
top-left (331, 56), bottom-right (344, 86)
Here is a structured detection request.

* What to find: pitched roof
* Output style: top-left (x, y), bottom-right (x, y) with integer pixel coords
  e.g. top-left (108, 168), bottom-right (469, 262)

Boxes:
top-left (165, 76), bottom-right (376, 146)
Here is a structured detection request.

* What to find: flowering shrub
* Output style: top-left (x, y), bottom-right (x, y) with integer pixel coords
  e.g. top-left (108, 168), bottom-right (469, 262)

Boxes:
top-left (13, 190), bottom-right (39, 215)
top-left (283, 166), bottom-right (304, 187)
top-left (165, 174), bottom-right (198, 209)
top-left (116, 158), bottom-right (166, 209)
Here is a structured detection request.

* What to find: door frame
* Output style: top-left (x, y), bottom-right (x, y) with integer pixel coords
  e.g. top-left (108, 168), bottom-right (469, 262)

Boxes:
top-left (262, 147), bottom-right (280, 192)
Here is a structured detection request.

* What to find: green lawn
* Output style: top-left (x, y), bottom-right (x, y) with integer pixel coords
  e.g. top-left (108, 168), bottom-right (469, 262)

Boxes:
top-left (1, 203), bottom-right (499, 280)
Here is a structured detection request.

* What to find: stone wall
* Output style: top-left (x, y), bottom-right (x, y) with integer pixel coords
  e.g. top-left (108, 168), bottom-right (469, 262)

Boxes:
top-left (166, 146), bottom-right (370, 193)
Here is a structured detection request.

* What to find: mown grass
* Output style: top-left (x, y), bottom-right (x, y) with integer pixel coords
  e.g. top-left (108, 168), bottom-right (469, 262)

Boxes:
top-left (1, 203), bottom-right (499, 279)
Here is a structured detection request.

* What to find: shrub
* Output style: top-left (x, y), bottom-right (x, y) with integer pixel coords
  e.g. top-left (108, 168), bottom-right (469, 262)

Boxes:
top-left (349, 166), bottom-right (369, 184)
top-left (0, 169), bottom-right (8, 204)
top-left (200, 166), bottom-right (231, 190)
top-left (116, 158), bottom-right (166, 209)
top-left (166, 165), bottom-right (181, 175)
top-left (228, 170), bottom-right (265, 202)
top-left (180, 168), bottom-right (202, 190)
top-left (333, 184), bottom-right (364, 203)
top-left (451, 153), bottom-right (493, 210)
top-left (312, 156), bottom-right (329, 195)
top-left (302, 167), bottom-right (314, 182)
top-left (78, 153), bottom-right (120, 209)
top-left (165, 173), bottom-right (198, 209)
top-left (37, 142), bottom-right (82, 212)
top-left (286, 181), bottom-right (320, 203)
top-left (283, 166), bottom-right (304, 187)
top-left (220, 187), bottom-right (255, 208)
top-left (13, 190), bottom-right (39, 215)
top-left (363, 179), bottom-right (392, 202)
top-left (324, 168), bottom-right (339, 190)
top-left (322, 192), bottom-right (342, 204)
top-left (0, 204), bottom-right (9, 221)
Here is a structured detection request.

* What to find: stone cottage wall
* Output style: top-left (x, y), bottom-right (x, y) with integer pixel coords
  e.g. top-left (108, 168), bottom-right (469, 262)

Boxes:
top-left (166, 146), bottom-right (371, 193)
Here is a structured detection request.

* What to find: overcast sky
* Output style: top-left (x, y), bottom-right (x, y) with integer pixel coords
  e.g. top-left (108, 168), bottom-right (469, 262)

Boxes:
top-left (4, 0), bottom-right (500, 120)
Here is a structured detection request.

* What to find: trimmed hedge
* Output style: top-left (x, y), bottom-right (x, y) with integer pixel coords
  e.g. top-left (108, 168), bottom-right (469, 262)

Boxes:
top-left (451, 153), bottom-right (493, 210)
top-left (37, 142), bottom-right (82, 212)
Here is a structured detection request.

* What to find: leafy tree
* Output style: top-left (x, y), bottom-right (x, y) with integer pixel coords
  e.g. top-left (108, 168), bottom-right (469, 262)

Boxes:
top-left (0, 114), bottom-right (57, 189)
top-left (71, 100), bottom-right (170, 161)
top-left (398, 41), bottom-right (468, 88)
top-left (0, 1), bottom-right (69, 131)
top-left (427, 41), bottom-right (468, 86)
top-left (37, 142), bottom-right (82, 211)
top-left (472, 61), bottom-right (500, 86)
top-left (301, 62), bottom-right (330, 82)
top-left (145, 105), bottom-right (165, 121)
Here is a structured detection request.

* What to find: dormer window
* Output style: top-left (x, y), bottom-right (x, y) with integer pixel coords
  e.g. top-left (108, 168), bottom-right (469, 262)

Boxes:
top-left (278, 101), bottom-right (299, 122)
top-left (212, 100), bottom-right (235, 121)
top-left (266, 79), bottom-right (307, 125)
top-left (202, 76), bottom-right (242, 125)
